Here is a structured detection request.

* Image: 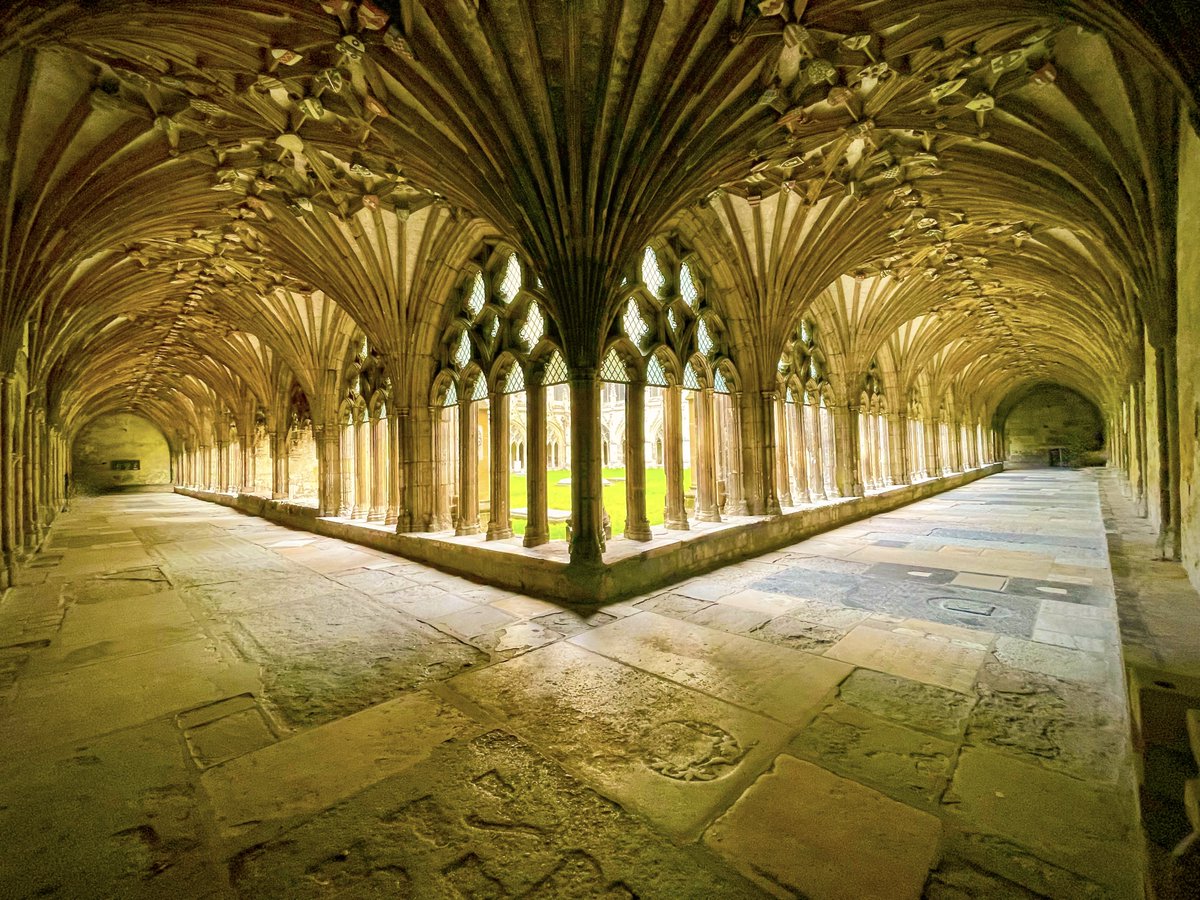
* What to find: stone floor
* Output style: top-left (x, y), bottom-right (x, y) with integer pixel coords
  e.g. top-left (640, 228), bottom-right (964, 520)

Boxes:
top-left (0, 469), bottom-right (1143, 898)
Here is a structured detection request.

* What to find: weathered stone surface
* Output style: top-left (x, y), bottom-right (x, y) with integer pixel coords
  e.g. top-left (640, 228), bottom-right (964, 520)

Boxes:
top-left (225, 599), bottom-right (484, 727)
top-left (923, 857), bottom-right (1044, 899)
top-left (202, 690), bottom-right (477, 836)
top-left (790, 702), bottom-right (959, 805)
top-left (942, 747), bottom-right (1140, 897)
top-left (992, 635), bottom-right (1110, 685)
top-left (837, 668), bottom-right (975, 739)
top-left (751, 614), bottom-right (847, 652)
top-left (706, 755), bottom-right (942, 900)
top-left (0, 721), bottom-right (224, 898)
top-left (826, 624), bottom-right (987, 694)
top-left (228, 729), bottom-right (761, 899)
top-left (572, 611), bottom-right (851, 725)
top-left (445, 640), bottom-right (791, 837)
top-left (967, 661), bottom-right (1129, 782)
top-left (634, 591), bottom-right (712, 618)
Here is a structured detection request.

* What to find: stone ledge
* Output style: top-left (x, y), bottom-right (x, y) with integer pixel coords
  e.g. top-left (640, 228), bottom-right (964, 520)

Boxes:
top-left (176, 464), bottom-right (1003, 605)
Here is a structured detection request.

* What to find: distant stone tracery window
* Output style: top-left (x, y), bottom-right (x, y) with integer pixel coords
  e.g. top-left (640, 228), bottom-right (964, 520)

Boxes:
top-left (599, 241), bottom-right (744, 524)
top-left (432, 246), bottom-right (564, 536)
top-left (777, 318), bottom-right (837, 502)
top-left (338, 336), bottom-right (391, 521)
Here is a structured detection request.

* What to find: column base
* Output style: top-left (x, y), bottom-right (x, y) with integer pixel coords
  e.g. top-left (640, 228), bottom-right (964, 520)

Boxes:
top-left (665, 518), bottom-right (690, 531)
top-left (624, 522), bottom-right (653, 542)
top-left (522, 529), bottom-right (549, 548)
top-left (455, 522), bottom-right (482, 536)
top-left (367, 510), bottom-right (386, 523)
top-left (486, 523), bottom-right (514, 541)
top-left (696, 511), bottom-right (722, 523)
top-left (725, 500), bottom-right (749, 516)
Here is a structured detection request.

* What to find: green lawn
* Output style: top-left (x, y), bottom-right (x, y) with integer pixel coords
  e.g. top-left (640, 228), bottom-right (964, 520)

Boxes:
top-left (506, 466), bottom-right (691, 541)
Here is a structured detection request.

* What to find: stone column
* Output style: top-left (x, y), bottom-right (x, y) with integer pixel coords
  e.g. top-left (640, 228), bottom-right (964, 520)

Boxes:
top-left (387, 411), bottom-right (401, 526)
top-left (24, 405), bottom-right (41, 547)
top-left (1, 375), bottom-right (16, 589)
top-left (568, 367), bottom-right (605, 563)
top-left (429, 406), bottom-right (449, 530)
top-left (352, 417), bottom-right (369, 518)
top-left (696, 386), bottom-right (721, 522)
top-left (241, 433), bottom-right (254, 494)
top-left (271, 431), bottom-right (289, 498)
top-left (890, 414), bottom-right (910, 484)
top-left (788, 399), bottom-right (810, 503)
top-left (368, 416), bottom-right (387, 521)
top-left (455, 396), bottom-right (480, 535)
top-left (663, 383), bottom-right (689, 530)
top-left (722, 393), bottom-right (748, 515)
top-left (774, 394), bottom-right (793, 506)
top-left (486, 390), bottom-right (513, 540)
top-left (808, 401), bottom-right (827, 500)
top-left (624, 380), bottom-right (652, 540)
top-left (523, 380), bottom-right (549, 547)
top-left (759, 390), bottom-right (782, 514)
top-left (834, 404), bottom-right (864, 497)
top-left (316, 425), bottom-right (341, 517)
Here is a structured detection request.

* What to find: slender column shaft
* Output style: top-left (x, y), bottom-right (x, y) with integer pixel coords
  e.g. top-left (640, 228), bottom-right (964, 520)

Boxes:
top-left (663, 384), bottom-right (689, 530)
top-left (523, 381), bottom-right (549, 547)
top-left (723, 393), bottom-right (748, 515)
top-left (567, 369), bottom-right (604, 563)
top-left (272, 431), bottom-right (289, 498)
top-left (624, 381), bottom-right (652, 540)
top-left (455, 398), bottom-right (480, 535)
top-left (386, 413), bottom-right (400, 526)
top-left (774, 394), bottom-right (793, 506)
top-left (486, 391), bottom-right (513, 540)
top-left (430, 406), bottom-right (451, 530)
top-left (696, 387), bottom-right (721, 522)
top-left (316, 426), bottom-right (341, 517)
top-left (788, 399), bottom-right (810, 502)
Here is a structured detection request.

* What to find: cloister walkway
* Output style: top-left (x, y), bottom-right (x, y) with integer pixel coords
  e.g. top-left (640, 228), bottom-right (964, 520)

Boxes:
top-left (0, 469), bottom-right (1142, 898)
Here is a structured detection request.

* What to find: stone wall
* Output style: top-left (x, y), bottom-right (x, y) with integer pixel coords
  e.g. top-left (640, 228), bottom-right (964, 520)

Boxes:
top-left (1178, 117), bottom-right (1200, 590)
top-left (71, 413), bottom-right (171, 493)
top-left (1004, 385), bottom-right (1104, 465)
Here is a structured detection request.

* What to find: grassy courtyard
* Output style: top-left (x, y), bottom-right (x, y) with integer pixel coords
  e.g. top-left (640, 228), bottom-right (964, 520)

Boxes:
top-left (506, 467), bottom-right (691, 541)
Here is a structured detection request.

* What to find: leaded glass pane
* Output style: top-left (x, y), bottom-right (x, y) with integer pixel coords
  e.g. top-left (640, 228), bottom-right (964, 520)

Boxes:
top-left (697, 317), bottom-right (714, 357)
top-left (667, 307), bottom-right (679, 334)
top-left (497, 253), bottom-right (521, 304)
top-left (503, 364), bottom-right (525, 394)
top-left (623, 297), bottom-right (650, 346)
top-left (786, 387), bottom-right (795, 403)
top-left (542, 349), bottom-right (568, 385)
top-left (714, 368), bottom-right (729, 394)
top-left (680, 260), bottom-right (699, 308)
top-left (471, 375), bottom-right (488, 401)
top-left (490, 316), bottom-right (500, 339)
top-left (683, 361), bottom-right (701, 390)
top-left (778, 355), bottom-right (788, 374)
top-left (452, 330), bottom-right (471, 368)
top-left (520, 301), bottom-right (544, 349)
top-left (647, 354), bottom-right (668, 387)
top-left (443, 380), bottom-right (457, 406)
top-left (641, 246), bottom-right (665, 296)
top-left (600, 348), bottom-right (630, 383)
top-left (466, 272), bottom-right (485, 318)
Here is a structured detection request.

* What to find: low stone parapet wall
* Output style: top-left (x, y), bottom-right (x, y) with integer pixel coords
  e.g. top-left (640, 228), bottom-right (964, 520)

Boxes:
top-left (177, 464), bottom-right (1002, 605)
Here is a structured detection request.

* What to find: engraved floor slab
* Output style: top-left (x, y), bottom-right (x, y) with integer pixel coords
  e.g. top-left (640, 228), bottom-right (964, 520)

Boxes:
top-left (445, 640), bottom-right (792, 838)
top-left (201, 690), bottom-right (476, 837)
top-left (571, 611), bottom-right (852, 725)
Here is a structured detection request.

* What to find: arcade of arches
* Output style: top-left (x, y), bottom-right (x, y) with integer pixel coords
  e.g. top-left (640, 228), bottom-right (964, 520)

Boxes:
top-left (4, 1), bottom-right (1200, 897)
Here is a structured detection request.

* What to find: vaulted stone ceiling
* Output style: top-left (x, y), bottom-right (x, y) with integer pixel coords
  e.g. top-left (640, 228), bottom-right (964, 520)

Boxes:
top-left (0, 0), bottom-right (1195, 449)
